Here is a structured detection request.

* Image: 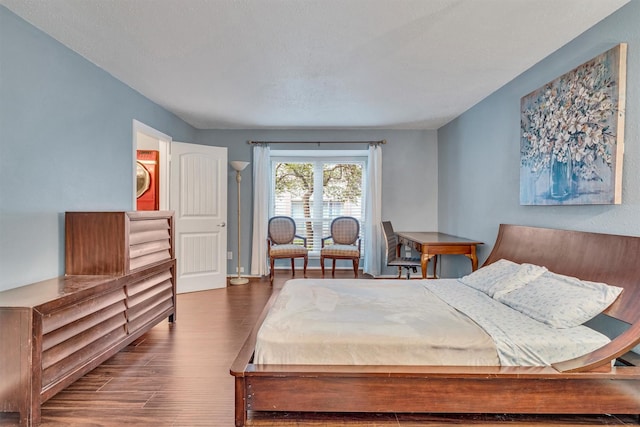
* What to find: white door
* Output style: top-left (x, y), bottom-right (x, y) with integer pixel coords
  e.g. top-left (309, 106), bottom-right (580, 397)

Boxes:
top-left (170, 142), bottom-right (228, 293)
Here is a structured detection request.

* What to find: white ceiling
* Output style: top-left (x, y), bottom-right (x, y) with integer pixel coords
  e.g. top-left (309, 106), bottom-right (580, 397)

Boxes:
top-left (1, 0), bottom-right (629, 130)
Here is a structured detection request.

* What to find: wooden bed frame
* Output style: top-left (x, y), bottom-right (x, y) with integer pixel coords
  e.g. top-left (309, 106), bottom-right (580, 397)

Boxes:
top-left (230, 224), bottom-right (640, 426)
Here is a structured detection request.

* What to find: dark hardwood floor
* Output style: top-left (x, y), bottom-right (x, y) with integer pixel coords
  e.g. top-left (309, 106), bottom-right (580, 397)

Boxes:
top-left (1, 270), bottom-right (638, 426)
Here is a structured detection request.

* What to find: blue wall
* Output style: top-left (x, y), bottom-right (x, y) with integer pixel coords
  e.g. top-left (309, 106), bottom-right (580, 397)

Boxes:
top-left (0, 6), bottom-right (437, 291)
top-left (8, 0), bottom-right (633, 290)
top-left (0, 6), bottom-right (196, 291)
top-left (194, 129), bottom-right (438, 276)
top-left (437, 0), bottom-right (640, 278)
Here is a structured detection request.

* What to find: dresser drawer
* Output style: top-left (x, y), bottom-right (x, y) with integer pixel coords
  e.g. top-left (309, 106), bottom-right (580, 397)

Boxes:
top-left (129, 218), bottom-right (172, 271)
top-left (126, 268), bottom-right (174, 334)
top-left (40, 287), bottom-right (127, 389)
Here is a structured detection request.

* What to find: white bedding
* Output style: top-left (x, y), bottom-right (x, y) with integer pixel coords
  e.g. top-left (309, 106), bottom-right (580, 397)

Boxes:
top-left (254, 278), bottom-right (611, 366)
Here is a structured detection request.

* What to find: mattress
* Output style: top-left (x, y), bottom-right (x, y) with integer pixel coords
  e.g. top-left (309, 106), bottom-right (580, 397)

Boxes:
top-left (254, 278), bottom-right (611, 366)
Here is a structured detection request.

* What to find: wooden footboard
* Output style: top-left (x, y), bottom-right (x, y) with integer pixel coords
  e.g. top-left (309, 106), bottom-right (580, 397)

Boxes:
top-left (232, 351), bottom-right (640, 426)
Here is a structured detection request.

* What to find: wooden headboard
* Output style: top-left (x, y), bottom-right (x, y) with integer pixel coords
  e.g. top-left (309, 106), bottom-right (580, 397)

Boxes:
top-left (484, 224), bottom-right (640, 372)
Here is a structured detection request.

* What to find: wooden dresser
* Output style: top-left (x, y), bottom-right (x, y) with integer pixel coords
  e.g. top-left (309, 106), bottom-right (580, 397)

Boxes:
top-left (0, 211), bottom-right (176, 426)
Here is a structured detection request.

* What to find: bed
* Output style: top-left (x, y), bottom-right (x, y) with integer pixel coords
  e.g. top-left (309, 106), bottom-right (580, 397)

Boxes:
top-left (230, 224), bottom-right (640, 426)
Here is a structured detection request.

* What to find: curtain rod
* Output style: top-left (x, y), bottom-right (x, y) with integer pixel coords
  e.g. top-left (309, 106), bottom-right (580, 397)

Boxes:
top-left (248, 140), bottom-right (386, 146)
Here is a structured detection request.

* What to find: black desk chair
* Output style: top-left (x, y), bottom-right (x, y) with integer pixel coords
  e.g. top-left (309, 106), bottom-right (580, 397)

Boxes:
top-left (382, 221), bottom-right (421, 279)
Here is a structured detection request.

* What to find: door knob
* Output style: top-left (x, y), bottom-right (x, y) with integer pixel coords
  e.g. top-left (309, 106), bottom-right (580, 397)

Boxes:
top-left (218, 222), bottom-right (226, 227)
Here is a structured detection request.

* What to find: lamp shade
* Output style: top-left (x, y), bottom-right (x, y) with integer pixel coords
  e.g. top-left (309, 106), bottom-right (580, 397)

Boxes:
top-left (230, 161), bottom-right (250, 171)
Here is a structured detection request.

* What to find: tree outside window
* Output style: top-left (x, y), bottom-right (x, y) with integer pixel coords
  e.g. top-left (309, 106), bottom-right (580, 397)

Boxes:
top-left (272, 160), bottom-right (364, 254)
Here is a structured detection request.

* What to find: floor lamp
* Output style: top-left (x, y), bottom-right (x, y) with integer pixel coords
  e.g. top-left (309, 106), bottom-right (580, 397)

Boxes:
top-left (230, 161), bottom-right (250, 285)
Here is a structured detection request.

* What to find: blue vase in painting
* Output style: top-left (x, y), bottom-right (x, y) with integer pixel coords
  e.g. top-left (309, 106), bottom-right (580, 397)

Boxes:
top-left (550, 154), bottom-right (572, 200)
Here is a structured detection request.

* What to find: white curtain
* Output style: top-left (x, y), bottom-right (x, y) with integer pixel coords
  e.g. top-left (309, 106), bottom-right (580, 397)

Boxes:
top-left (250, 145), bottom-right (271, 276)
top-left (363, 144), bottom-right (382, 277)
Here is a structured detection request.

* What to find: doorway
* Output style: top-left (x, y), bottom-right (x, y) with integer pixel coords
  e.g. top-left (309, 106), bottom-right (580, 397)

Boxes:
top-left (132, 121), bottom-right (228, 292)
top-left (133, 120), bottom-right (170, 210)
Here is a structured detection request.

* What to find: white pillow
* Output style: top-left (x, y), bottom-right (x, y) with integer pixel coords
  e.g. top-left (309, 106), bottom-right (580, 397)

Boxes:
top-left (458, 259), bottom-right (520, 295)
top-left (495, 271), bottom-right (623, 328)
top-left (489, 263), bottom-right (548, 299)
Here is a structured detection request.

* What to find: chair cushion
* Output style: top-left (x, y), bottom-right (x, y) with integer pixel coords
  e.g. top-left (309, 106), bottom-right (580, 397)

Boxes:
top-left (270, 244), bottom-right (308, 257)
top-left (321, 244), bottom-right (360, 257)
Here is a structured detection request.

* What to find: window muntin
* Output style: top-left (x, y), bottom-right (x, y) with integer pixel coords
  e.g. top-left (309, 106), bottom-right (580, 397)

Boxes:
top-left (271, 153), bottom-right (367, 256)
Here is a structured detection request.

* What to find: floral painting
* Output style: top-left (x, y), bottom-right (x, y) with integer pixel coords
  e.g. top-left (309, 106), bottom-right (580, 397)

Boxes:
top-left (520, 44), bottom-right (627, 205)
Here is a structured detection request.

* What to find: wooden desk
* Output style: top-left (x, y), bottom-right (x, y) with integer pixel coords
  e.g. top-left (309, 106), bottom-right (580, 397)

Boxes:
top-left (396, 232), bottom-right (483, 279)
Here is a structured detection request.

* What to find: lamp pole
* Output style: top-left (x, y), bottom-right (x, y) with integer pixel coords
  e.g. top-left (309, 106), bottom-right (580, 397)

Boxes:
top-left (230, 161), bottom-right (249, 285)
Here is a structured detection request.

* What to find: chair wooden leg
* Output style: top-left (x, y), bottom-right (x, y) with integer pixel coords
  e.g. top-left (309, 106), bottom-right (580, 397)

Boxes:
top-left (270, 258), bottom-right (275, 283)
top-left (320, 256), bottom-right (325, 277)
top-left (303, 255), bottom-right (308, 278)
top-left (291, 258), bottom-right (295, 277)
top-left (352, 259), bottom-right (358, 278)
top-left (332, 259), bottom-right (336, 277)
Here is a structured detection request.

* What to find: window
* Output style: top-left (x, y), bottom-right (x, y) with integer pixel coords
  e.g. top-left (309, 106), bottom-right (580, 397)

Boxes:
top-left (271, 151), bottom-right (367, 256)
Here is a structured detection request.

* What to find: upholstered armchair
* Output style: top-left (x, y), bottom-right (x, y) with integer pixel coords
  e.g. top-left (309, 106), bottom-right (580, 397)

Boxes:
top-left (267, 216), bottom-right (308, 283)
top-left (320, 216), bottom-right (361, 278)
